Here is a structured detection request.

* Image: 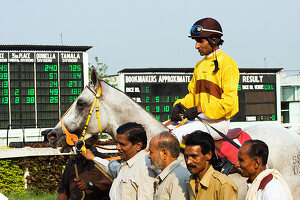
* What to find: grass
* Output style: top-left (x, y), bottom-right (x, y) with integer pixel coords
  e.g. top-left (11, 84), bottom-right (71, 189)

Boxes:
top-left (6, 192), bottom-right (56, 200)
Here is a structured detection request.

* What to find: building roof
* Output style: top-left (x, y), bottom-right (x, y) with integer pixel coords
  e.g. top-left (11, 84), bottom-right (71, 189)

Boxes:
top-left (118, 67), bottom-right (283, 74)
top-left (0, 44), bottom-right (93, 52)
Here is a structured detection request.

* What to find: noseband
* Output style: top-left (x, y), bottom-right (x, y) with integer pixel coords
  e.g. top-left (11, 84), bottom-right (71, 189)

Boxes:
top-left (60, 85), bottom-right (103, 152)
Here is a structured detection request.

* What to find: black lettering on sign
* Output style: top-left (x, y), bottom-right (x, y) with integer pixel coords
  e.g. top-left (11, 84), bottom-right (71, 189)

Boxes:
top-left (292, 153), bottom-right (300, 175)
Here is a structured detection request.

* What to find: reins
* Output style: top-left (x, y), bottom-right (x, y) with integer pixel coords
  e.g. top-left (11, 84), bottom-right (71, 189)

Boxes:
top-left (165, 105), bottom-right (241, 149)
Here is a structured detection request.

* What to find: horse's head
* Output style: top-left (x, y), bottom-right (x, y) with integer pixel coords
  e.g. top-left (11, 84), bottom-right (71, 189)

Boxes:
top-left (46, 67), bottom-right (108, 152)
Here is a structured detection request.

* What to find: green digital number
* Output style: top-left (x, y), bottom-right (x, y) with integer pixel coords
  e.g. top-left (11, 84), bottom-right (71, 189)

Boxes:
top-left (0, 73), bottom-right (8, 79)
top-left (0, 65), bottom-right (7, 71)
top-left (2, 97), bottom-right (8, 104)
top-left (73, 73), bottom-right (81, 79)
top-left (28, 89), bottom-right (34, 95)
top-left (145, 86), bottom-right (150, 93)
top-left (163, 106), bottom-right (169, 112)
top-left (271, 115), bottom-right (276, 121)
top-left (50, 81), bottom-right (58, 87)
top-left (238, 85), bottom-right (241, 91)
top-left (155, 96), bottom-right (159, 103)
top-left (15, 97), bottom-right (19, 103)
top-left (155, 106), bottom-right (160, 112)
top-left (1, 81), bottom-right (8, 87)
top-left (50, 96), bottom-right (58, 103)
top-left (69, 96), bottom-right (77, 103)
top-left (69, 65), bottom-right (81, 72)
top-left (145, 106), bottom-right (150, 111)
top-left (145, 97), bottom-right (150, 103)
top-left (71, 88), bottom-right (82, 95)
top-left (174, 96), bottom-right (179, 101)
top-left (26, 97), bottom-right (34, 103)
top-left (45, 65), bottom-right (58, 71)
top-left (155, 115), bottom-right (160, 120)
top-left (2, 89), bottom-right (8, 95)
top-left (15, 89), bottom-right (19, 96)
top-left (166, 96), bottom-right (170, 102)
top-left (69, 81), bottom-right (78, 87)
top-left (49, 73), bottom-right (58, 79)
top-left (50, 89), bottom-right (58, 95)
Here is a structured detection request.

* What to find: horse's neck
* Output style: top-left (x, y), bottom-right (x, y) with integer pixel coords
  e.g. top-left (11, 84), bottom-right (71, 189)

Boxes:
top-left (101, 83), bottom-right (168, 140)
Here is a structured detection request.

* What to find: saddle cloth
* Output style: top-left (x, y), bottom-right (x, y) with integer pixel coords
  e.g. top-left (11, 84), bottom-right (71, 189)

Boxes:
top-left (217, 129), bottom-right (252, 164)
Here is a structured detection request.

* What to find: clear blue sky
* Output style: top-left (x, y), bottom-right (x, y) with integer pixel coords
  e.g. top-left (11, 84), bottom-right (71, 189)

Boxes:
top-left (1, 0), bottom-right (299, 75)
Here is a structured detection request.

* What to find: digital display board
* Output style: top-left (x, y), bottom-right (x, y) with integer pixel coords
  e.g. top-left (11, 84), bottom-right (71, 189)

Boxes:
top-left (125, 74), bottom-right (192, 121)
top-left (124, 73), bottom-right (278, 122)
top-left (0, 52), bottom-right (86, 129)
top-left (232, 74), bottom-right (277, 122)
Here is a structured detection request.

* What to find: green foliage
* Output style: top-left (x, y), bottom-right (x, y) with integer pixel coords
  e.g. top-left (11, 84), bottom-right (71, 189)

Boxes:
top-left (6, 192), bottom-right (56, 200)
top-left (18, 155), bottom-right (70, 194)
top-left (89, 57), bottom-right (118, 87)
top-left (0, 159), bottom-right (25, 195)
top-left (94, 57), bottom-right (109, 80)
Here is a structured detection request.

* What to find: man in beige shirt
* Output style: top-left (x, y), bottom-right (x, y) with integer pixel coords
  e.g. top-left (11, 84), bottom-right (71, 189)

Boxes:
top-left (82, 122), bottom-right (156, 200)
top-left (148, 131), bottom-right (190, 200)
top-left (184, 131), bottom-right (238, 200)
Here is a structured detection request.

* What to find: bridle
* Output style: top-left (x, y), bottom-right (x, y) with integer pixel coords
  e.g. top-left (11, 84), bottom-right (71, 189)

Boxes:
top-left (60, 85), bottom-right (103, 152)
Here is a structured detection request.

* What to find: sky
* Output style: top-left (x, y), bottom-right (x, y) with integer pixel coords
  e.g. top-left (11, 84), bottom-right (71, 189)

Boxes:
top-left (1, 0), bottom-right (299, 75)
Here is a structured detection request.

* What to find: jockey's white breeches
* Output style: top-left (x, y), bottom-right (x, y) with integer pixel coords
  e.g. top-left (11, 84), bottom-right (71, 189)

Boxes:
top-left (168, 113), bottom-right (230, 142)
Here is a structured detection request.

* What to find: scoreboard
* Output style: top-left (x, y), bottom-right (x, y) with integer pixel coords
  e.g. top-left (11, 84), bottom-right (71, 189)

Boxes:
top-left (122, 69), bottom-right (280, 123)
top-left (232, 74), bottom-right (277, 122)
top-left (0, 52), bottom-right (87, 129)
top-left (125, 74), bottom-right (191, 121)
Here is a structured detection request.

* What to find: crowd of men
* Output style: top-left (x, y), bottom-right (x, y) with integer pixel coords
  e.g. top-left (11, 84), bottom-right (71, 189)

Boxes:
top-left (57, 122), bottom-right (292, 200)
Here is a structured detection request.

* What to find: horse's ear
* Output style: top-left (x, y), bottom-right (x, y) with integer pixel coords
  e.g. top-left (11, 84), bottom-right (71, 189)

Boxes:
top-left (90, 66), bottom-right (101, 89)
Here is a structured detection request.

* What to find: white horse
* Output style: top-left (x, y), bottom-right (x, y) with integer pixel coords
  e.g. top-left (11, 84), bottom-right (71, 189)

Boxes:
top-left (47, 67), bottom-right (300, 199)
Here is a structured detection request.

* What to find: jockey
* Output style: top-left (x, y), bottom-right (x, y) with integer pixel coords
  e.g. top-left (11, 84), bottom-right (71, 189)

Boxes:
top-left (170, 17), bottom-right (239, 142)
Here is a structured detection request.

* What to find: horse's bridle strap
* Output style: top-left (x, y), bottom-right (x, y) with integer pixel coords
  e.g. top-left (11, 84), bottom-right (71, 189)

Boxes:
top-left (60, 86), bottom-right (103, 149)
top-left (81, 87), bottom-right (102, 141)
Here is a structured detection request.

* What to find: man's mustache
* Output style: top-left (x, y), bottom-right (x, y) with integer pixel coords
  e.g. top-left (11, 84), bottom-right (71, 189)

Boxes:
top-left (187, 164), bottom-right (197, 169)
top-left (236, 167), bottom-right (243, 174)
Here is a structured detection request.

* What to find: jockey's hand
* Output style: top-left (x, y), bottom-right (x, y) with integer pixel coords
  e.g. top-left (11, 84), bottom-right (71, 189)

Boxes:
top-left (183, 106), bottom-right (200, 120)
top-left (171, 103), bottom-right (185, 122)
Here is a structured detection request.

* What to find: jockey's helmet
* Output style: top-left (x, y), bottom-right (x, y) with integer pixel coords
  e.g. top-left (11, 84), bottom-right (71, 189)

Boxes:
top-left (189, 17), bottom-right (223, 39)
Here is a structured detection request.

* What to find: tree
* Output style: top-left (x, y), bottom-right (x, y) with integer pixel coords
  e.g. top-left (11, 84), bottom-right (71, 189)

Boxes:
top-left (89, 57), bottom-right (117, 87)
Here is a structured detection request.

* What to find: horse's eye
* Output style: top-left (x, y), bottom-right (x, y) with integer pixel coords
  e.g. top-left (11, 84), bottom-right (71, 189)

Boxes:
top-left (77, 98), bottom-right (86, 108)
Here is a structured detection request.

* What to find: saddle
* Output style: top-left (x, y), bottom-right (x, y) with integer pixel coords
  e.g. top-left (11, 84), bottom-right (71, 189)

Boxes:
top-left (215, 128), bottom-right (242, 153)
top-left (214, 128), bottom-right (252, 174)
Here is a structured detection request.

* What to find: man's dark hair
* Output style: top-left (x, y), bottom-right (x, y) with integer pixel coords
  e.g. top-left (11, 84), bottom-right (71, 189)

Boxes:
top-left (243, 140), bottom-right (269, 166)
top-left (116, 122), bottom-right (147, 150)
top-left (184, 130), bottom-right (217, 165)
top-left (157, 131), bottom-right (180, 158)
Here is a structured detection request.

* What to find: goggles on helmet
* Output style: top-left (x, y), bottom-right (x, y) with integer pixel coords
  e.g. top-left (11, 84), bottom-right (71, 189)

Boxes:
top-left (190, 25), bottom-right (223, 36)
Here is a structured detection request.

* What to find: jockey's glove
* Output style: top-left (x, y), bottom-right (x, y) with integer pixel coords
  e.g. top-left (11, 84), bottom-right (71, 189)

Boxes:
top-left (183, 106), bottom-right (199, 120)
top-left (171, 103), bottom-right (185, 122)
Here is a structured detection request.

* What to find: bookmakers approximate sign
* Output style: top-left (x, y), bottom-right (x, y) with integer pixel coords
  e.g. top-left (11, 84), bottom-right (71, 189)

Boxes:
top-left (124, 73), bottom-right (277, 122)
top-left (0, 52), bottom-right (85, 129)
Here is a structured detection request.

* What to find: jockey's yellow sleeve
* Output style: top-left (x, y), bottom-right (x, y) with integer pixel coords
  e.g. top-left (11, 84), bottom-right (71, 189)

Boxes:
top-left (174, 50), bottom-right (239, 120)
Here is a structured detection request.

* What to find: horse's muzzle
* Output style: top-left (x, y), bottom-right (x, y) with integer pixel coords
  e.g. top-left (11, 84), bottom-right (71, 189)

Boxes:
top-left (47, 129), bottom-right (60, 148)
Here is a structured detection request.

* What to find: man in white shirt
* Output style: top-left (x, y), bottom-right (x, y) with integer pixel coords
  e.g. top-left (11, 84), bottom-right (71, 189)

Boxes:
top-left (148, 131), bottom-right (190, 200)
top-left (82, 122), bottom-right (156, 200)
top-left (235, 140), bottom-right (292, 200)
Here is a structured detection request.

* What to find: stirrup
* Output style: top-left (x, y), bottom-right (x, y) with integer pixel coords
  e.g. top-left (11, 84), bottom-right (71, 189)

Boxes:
top-left (215, 156), bottom-right (237, 175)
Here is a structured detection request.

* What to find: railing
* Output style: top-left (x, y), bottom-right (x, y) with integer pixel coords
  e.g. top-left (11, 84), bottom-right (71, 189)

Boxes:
top-left (6, 124), bottom-right (46, 147)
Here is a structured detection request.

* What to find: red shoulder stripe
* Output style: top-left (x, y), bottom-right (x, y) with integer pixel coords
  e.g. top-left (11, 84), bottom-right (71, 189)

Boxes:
top-left (258, 174), bottom-right (273, 190)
